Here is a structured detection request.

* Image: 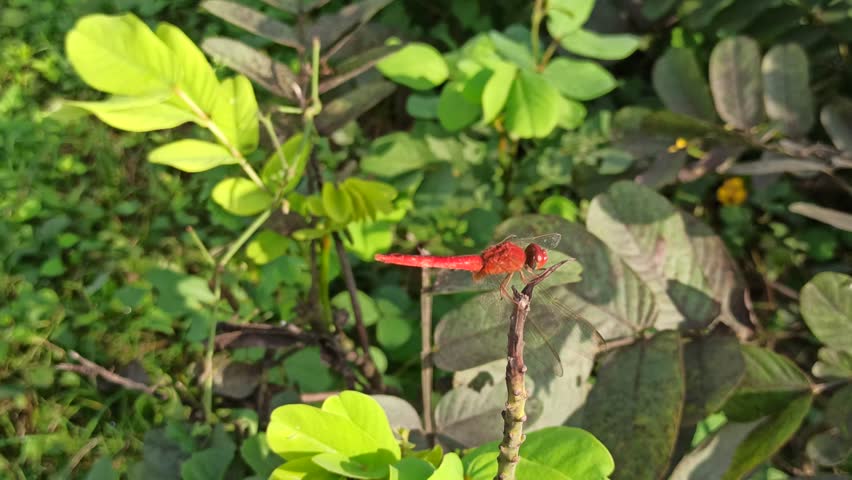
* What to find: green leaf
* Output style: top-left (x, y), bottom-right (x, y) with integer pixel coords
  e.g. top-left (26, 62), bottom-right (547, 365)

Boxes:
top-left (428, 453), bottom-right (462, 480)
top-left (156, 22), bottom-right (219, 114)
top-left (546, 0), bottom-right (595, 38)
top-left (538, 196), bottom-right (578, 221)
top-left (66, 13), bottom-right (177, 96)
top-left (559, 29), bottom-right (640, 60)
top-left (180, 427), bottom-right (237, 480)
top-left (555, 95), bottom-right (587, 130)
top-left (376, 314), bottom-right (412, 350)
top-left (201, 37), bottom-right (299, 101)
top-left (267, 393), bottom-right (399, 466)
top-left (709, 36), bottom-right (764, 130)
top-left (377, 43), bottom-right (448, 91)
top-left (85, 456), bottom-right (118, 480)
top-left (722, 346), bottom-right (811, 421)
top-left (148, 139), bottom-right (236, 172)
top-left (59, 94), bottom-right (196, 132)
top-left (812, 347), bottom-right (852, 379)
top-left (211, 177), bottom-right (273, 216)
top-left (820, 96), bottom-right (852, 151)
top-left (283, 348), bottom-right (336, 392)
top-left (405, 94), bottom-right (439, 119)
top-left (434, 381), bottom-right (510, 447)
top-left (321, 391), bottom-right (401, 461)
top-left (246, 229), bottom-right (290, 265)
top-left (586, 181), bottom-right (719, 329)
top-left (322, 183), bottom-right (352, 224)
top-left (316, 80), bottom-right (396, 135)
top-left (240, 433), bottom-right (283, 477)
top-left (504, 70), bottom-right (560, 138)
top-left (212, 75), bottom-right (259, 154)
top-left (723, 394), bottom-right (812, 480)
top-left (682, 336), bottom-right (746, 425)
top-left (361, 132), bottom-right (434, 177)
top-left (800, 272), bottom-right (852, 351)
top-left (391, 458), bottom-right (434, 479)
top-left (542, 58), bottom-right (616, 101)
top-left (201, 0), bottom-right (300, 49)
top-left (480, 61), bottom-right (516, 124)
top-left (789, 202), bottom-right (852, 232)
top-left (269, 457), bottom-right (336, 480)
top-left (437, 82), bottom-right (480, 132)
top-left (652, 48), bottom-right (716, 121)
top-left (321, 44), bottom-right (402, 94)
top-left (669, 419), bottom-right (761, 479)
top-left (261, 133), bottom-right (312, 192)
top-left (342, 178), bottom-right (397, 220)
top-left (762, 43), bottom-right (814, 137)
top-left (306, 0), bottom-right (394, 54)
top-left (311, 452), bottom-right (388, 478)
top-left (806, 431), bottom-right (852, 467)
top-left (488, 31), bottom-right (535, 69)
top-left (578, 331), bottom-right (684, 480)
top-left (331, 290), bottom-right (380, 328)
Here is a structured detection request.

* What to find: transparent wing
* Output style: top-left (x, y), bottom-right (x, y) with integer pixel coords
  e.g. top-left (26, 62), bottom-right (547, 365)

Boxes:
top-left (428, 233), bottom-right (563, 295)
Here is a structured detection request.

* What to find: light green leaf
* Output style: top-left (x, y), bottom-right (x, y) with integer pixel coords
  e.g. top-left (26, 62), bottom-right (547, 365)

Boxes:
top-left (261, 133), bottom-right (312, 192)
top-left (85, 457), bottom-right (118, 480)
top-left (762, 43), bottom-right (814, 137)
top-left (361, 132), bottom-right (434, 177)
top-left (504, 70), bottom-right (560, 138)
top-left (542, 57), bottom-right (616, 101)
top-left (270, 457), bottom-right (337, 480)
top-left (428, 453), bottom-right (462, 480)
top-left (463, 427), bottom-right (614, 480)
top-left (59, 94), bottom-right (196, 132)
top-left (559, 29), bottom-right (640, 60)
top-left (709, 36), bottom-right (764, 130)
top-left (437, 81), bottom-right (480, 132)
top-left (800, 272), bottom-right (852, 351)
top-left (723, 394), bottom-right (812, 480)
top-left (240, 433), bottom-right (283, 478)
top-left (246, 229), bottom-right (290, 265)
top-left (66, 13), bottom-right (177, 96)
top-left (391, 458), bottom-right (434, 480)
top-left (148, 139), bottom-right (236, 172)
top-left (212, 76), bottom-right (259, 154)
top-left (156, 22), bottom-right (219, 114)
top-left (322, 183), bottom-right (352, 224)
top-left (321, 391), bottom-right (401, 461)
top-left (488, 31), bottom-right (535, 69)
top-left (311, 452), bottom-right (388, 479)
top-left (555, 95), bottom-right (587, 130)
top-left (652, 48), bottom-right (716, 121)
top-left (330, 290), bottom-right (380, 328)
top-left (211, 177), bottom-right (273, 216)
top-left (546, 0), bottom-right (595, 38)
top-left (480, 61), bottom-right (516, 124)
top-left (377, 43), bottom-right (448, 91)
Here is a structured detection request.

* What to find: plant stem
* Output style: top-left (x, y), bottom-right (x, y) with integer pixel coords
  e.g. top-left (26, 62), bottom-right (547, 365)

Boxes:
top-left (203, 273), bottom-right (222, 422)
top-left (318, 236), bottom-right (333, 326)
top-left (186, 226), bottom-right (216, 266)
top-left (531, 0), bottom-right (545, 62)
top-left (495, 260), bottom-right (569, 479)
top-left (220, 208), bottom-right (272, 267)
top-left (332, 232), bottom-right (383, 392)
top-left (419, 248), bottom-right (435, 441)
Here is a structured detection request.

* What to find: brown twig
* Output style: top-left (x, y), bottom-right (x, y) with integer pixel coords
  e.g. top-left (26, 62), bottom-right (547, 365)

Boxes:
top-left (418, 247), bottom-right (435, 443)
top-left (57, 351), bottom-right (164, 399)
top-left (495, 260), bottom-right (569, 480)
top-left (332, 232), bottom-right (384, 392)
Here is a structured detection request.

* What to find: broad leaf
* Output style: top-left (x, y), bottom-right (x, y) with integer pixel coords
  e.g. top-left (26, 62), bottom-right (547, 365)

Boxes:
top-left (59, 94), bottom-right (196, 132)
top-left (434, 377), bottom-right (514, 448)
top-left (488, 30), bottom-right (535, 70)
top-left (306, 0), bottom-right (393, 53)
top-left (437, 82), bottom-right (480, 132)
top-left (201, 37), bottom-right (299, 101)
top-left (156, 22), bottom-right (219, 114)
top-left (669, 420), bottom-right (762, 480)
top-left (559, 29), bottom-right (640, 60)
top-left (315, 80), bottom-right (396, 135)
top-left (480, 61), bottom-right (516, 124)
top-left (66, 14), bottom-right (177, 96)
top-left (269, 457), bottom-right (336, 480)
top-left (813, 347), bottom-right (852, 379)
top-left (504, 70), bottom-right (560, 139)
top-left (148, 139), bottom-right (236, 172)
top-left (202, 0), bottom-right (300, 49)
top-left (463, 427), bottom-right (614, 480)
top-left (377, 43), bottom-right (448, 91)
top-left (789, 202), bottom-right (852, 232)
top-left (211, 76), bottom-right (259, 154)
top-left (311, 452), bottom-right (388, 479)
top-left (820, 96), bottom-right (852, 152)
top-left (211, 178), bottom-right (273, 216)
top-left (261, 133), bottom-right (312, 192)
top-left (709, 36), bottom-right (764, 129)
top-left (546, 0), bottom-right (595, 38)
top-left (587, 181), bottom-right (719, 329)
top-left (543, 58), bottom-right (617, 101)
top-left (652, 48), bottom-right (716, 121)
top-left (321, 390), bottom-right (401, 460)
top-left (762, 43), bottom-right (814, 137)
top-left (727, 157), bottom-right (830, 176)
top-left (800, 272), bottom-right (852, 351)
top-left (322, 183), bottom-right (352, 224)
top-left (371, 395), bottom-right (422, 433)
top-left (320, 44), bottom-right (401, 94)
top-left (240, 434), bottom-right (283, 477)
top-left (682, 335), bottom-right (746, 425)
top-left (181, 427), bottom-right (237, 480)
top-left (722, 346), bottom-right (811, 422)
top-left (576, 331), bottom-right (685, 480)
top-left (429, 453), bottom-right (463, 480)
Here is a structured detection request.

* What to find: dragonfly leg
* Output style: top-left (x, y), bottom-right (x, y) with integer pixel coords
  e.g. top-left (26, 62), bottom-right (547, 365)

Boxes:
top-left (499, 273), bottom-right (514, 302)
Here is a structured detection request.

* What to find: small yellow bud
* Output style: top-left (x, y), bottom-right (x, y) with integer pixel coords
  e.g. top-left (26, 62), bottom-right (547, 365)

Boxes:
top-left (716, 177), bottom-right (748, 205)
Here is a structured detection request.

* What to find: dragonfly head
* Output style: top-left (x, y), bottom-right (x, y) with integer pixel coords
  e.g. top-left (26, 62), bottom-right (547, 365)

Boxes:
top-left (524, 243), bottom-right (548, 270)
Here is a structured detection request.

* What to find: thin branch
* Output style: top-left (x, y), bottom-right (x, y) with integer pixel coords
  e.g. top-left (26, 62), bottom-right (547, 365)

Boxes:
top-left (333, 232), bottom-right (384, 392)
top-left (57, 351), bottom-right (164, 399)
top-left (495, 260), bottom-right (568, 479)
top-left (418, 247), bottom-right (435, 442)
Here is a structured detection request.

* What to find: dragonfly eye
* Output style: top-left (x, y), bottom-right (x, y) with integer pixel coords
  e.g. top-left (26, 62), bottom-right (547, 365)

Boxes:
top-left (525, 244), bottom-right (548, 270)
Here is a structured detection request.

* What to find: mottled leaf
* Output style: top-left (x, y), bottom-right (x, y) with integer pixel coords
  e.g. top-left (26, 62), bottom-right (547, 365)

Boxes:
top-left (682, 336), bottom-right (745, 425)
top-left (202, 1), bottom-right (300, 49)
top-left (709, 36), bottom-right (764, 130)
top-left (202, 37), bottom-right (299, 101)
top-left (800, 272), bottom-right (852, 351)
top-left (653, 48), bottom-right (716, 121)
top-left (762, 43), bottom-right (814, 137)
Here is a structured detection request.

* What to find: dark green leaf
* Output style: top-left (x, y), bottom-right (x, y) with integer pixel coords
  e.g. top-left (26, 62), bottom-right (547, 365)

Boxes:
top-left (240, 433), bottom-right (282, 477)
top-left (321, 44), bottom-right (401, 94)
top-left (306, 0), bottom-right (393, 53)
top-left (709, 36), bottom-right (764, 130)
top-left (682, 336), bottom-right (746, 425)
top-left (437, 82), bottom-right (480, 132)
top-left (820, 97), bottom-right (852, 152)
top-left (652, 48), bottom-right (716, 121)
top-left (800, 272), bottom-right (852, 351)
top-left (315, 80), bottom-right (396, 135)
top-left (762, 43), bottom-right (814, 137)
top-left (577, 331), bottom-right (685, 480)
top-left (201, 1), bottom-right (300, 49)
top-left (201, 37), bottom-right (299, 101)
top-left (722, 346), bottom-right (810, 421)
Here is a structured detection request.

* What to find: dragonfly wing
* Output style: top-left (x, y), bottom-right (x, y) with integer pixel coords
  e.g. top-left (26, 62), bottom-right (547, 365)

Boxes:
top-left (515, 233), bottom-right (562, 251)
top-left (536, 287), bottom-right (605, 359)
top-left (525, 313), bottom-right (565, 377)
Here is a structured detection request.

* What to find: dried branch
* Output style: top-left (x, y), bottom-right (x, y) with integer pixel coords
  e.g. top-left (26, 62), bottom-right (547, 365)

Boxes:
top-left (418, 247), bottom-right (435, 442)
top-left (57, 351), bottom-right (164, 399)
top-left (496, 260), bottom-right (569, 480)
top-left (215, 321), bottom-right (314, 350)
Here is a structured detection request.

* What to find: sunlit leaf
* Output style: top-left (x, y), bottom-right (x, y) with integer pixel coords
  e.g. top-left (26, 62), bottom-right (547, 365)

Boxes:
top-left (148, 139), bottom-right (236, 172)
top-left (211, 177), bottom-right (273, 216)
top-left (377, 43), bottom-right (448, 91)
top-left (504, 70), bottom-right (560, 138)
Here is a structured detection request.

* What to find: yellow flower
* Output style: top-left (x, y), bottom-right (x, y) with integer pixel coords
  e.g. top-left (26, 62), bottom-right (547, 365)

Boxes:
top-left (717, 177), bottom-right (748, 205)
top-left (667, 137), bottom-right (689, 153)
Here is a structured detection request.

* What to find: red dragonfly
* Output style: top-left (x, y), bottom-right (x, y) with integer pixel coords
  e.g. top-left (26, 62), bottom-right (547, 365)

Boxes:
top-left (374, 234), bottom-right (603, 377)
